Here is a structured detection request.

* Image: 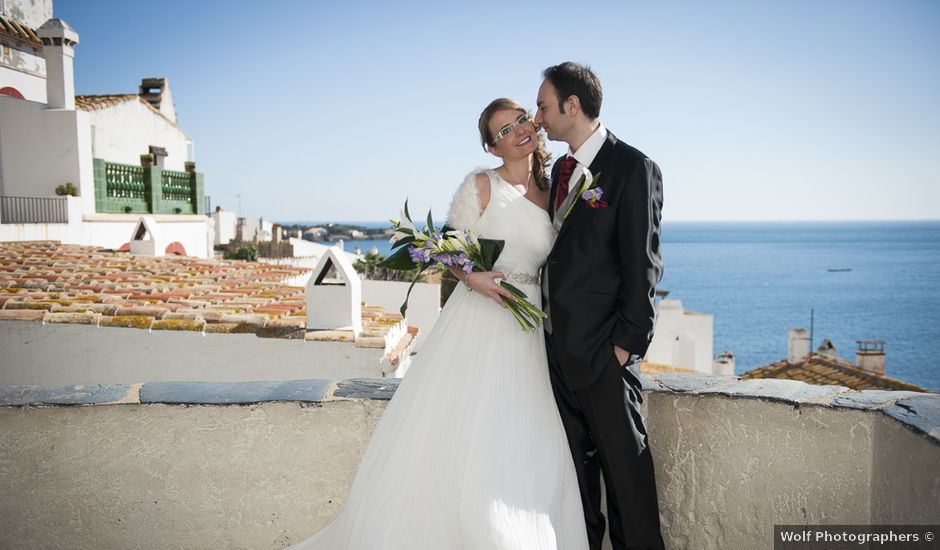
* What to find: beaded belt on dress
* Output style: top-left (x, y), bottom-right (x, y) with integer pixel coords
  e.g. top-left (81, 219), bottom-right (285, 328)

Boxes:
top-left (506, 272), bottom-right (540, 285)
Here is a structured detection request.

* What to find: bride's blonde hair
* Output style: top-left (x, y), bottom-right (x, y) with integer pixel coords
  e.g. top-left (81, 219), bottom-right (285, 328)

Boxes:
top-left (478, 98), bottom-right (551, 191)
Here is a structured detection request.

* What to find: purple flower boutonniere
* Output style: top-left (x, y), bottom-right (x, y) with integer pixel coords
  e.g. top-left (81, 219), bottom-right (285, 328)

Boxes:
top-left (582, 187), bottom-right (608, 208)
top-left (563, 170), bottom-right (605, 219)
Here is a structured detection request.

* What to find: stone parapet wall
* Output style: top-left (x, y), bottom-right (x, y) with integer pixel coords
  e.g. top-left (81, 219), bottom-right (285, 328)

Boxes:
top-left (1, 375), bottom-right (938, 549)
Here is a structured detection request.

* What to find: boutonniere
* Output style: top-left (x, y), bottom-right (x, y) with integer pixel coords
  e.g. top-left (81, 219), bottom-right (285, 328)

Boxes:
top-left (563, 170), bottom-right (605, 219)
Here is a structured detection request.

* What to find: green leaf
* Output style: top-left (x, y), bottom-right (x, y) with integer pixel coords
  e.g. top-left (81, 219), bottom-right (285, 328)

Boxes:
top-left (399, 267), bottom-right (426, 317)
top-left (476, 238), bottom-right (505, 271)
top-left (378, 246), bottom-right (418, 270)
top-left (404, 199), bottom-right (412, 222)
top-left (388, 235), bottom-right (416, 251)
top-left (426, 209), bottom-right (434, 235)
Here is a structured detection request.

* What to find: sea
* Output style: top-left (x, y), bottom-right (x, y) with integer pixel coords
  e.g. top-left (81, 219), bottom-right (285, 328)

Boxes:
top-left (285, 220), bottom-right (940, 392)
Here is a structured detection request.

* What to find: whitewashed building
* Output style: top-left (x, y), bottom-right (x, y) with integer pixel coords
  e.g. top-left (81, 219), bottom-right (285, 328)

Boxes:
top-left (0, 0), bottom-right (51, 103)
top-left (0, 1), bottom-right (211, 258)
top-left (640, 294), bottom-right (733, 375)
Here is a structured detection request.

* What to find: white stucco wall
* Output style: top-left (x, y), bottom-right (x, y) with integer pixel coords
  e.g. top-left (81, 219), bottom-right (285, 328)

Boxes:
top-left (82, 215), bottom-right (211, 258)
top-left (87, 99), bottom-right (190, 171)
top-left (0, 55), bottom-right (46, 98)
top-left (360, 280), bottom-right (440, 352)
top-left (2, 0), bottom-right (53, 29)
top-left (212, 209), bottom-right (237, 245)
top-left (646, 299), bottom-right (716, 374)
top-left (0, 212), bottom-right (213, 259)
top-left (260, 219), bottom-right (273, 241)
top-left (0, 1), bottom-right (52, 99)
top-left (0, 96), bottom-right (91, 200)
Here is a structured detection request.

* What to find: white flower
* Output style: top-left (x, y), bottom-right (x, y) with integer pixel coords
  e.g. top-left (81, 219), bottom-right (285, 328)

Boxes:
top-left (397, 209), bottom-right (417, 233)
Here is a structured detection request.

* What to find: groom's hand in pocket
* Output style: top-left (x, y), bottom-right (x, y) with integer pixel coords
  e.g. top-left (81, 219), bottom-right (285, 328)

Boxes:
top-left (613, 344), bottom-right (631, 367)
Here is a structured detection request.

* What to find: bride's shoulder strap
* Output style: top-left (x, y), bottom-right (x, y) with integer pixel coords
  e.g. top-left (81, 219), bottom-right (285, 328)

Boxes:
top-left (446, 168), bottom-right (494, 231)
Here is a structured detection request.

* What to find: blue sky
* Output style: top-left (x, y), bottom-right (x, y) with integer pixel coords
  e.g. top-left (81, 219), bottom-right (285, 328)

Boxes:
top-left (56, 0), bottom-right (940, 222)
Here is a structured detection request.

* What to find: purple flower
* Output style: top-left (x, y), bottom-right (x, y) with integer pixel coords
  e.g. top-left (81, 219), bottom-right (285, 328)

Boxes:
top-left (465, 235), bottom-right (473, 245)
top-left (433, 232), bottom-right (443, 240)
top-left (582, 188), bottom-right (604, 202)
top-left (455, 253), bottom-right (474, 273)
top-left (408, 247), bottom-right (431, 264)
top-left (434, 253), bottom-right (456, 266)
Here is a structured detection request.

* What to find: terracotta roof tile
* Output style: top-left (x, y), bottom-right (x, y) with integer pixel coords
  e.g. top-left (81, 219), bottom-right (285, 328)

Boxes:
top-left (74, 94), bottom-right (139, 111)
top-left (0, 241), bottom-right (410, 346)
top-left (741, 354), bottom-right (925, 392)
top-left (0, 16), bottom-right (42, 48)
top-left (74, 94), bottom-right (181, 128)
top-left (641, 363), bottom-right (698, 375)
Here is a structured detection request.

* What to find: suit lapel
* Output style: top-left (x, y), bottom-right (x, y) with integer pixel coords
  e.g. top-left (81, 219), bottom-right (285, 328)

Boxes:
top-left (548, 159), bottom-right (561, 223)
top-left (553, 132), bottom-right (618, 247)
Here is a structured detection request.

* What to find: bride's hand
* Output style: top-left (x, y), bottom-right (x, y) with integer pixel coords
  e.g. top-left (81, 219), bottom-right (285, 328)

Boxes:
top-left (465, 271), bottom-right (516, 308)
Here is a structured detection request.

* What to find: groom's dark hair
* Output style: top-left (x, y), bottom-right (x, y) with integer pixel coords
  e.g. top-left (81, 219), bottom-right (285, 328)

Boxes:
top-left (542, 62), bottom-right (602, 119)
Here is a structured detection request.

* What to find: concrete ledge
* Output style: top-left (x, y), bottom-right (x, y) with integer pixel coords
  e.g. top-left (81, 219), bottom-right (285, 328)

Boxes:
top-left (883, 395), bottom-right (940, 441)
top-left (333, 378), bottom-right (400, 400)
top-left (698, 377), bottom-right (851, 404)
top-left (1, 374), bottom-right (937, 444)
top-left (139, 379), bottom-right (332, 405)
top-left (0, 383), bottom-right (131, 406)
top-left (0, 374), bottom-right (938, 550)
top-left (0, 373), bottom-right (940, 550)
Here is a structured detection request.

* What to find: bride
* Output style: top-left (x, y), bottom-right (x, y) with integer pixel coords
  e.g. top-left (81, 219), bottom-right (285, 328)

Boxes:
top-left (288, 98), bottom-right (589, 550)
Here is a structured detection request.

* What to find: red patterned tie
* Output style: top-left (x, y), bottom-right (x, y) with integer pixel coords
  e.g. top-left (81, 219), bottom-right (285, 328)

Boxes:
top-left (554, 155), bottom-right (578, 213)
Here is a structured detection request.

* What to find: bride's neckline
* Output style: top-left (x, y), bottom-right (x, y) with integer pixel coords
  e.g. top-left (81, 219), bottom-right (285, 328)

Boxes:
top-left (490, 169), bottom-right (549, 216)
top-left (497, 168), bottom-right (532, 194)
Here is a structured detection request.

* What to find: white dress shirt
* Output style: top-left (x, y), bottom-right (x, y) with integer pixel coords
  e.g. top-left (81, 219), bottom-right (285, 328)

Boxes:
top-left (563, 121), bottom-right (608, 192)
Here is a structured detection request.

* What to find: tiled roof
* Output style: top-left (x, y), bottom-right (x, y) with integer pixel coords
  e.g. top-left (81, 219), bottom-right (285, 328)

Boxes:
top-left (641, 362), bottom-right (697, 376)
top-left (75, 94), bottom-right (179, 128)
top-left (741, 353), bottom-right (926, 392)
top-left (74, 94), bottom-right (139, 111)
top-left (0, 241), bottom-right (409, 345)
top-left (0, 15), bottom-right (42, 49)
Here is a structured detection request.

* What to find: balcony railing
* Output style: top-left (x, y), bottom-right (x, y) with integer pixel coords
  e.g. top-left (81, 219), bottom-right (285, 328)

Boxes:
top-left (0, 195), bottom-right (69, 224)
top-left (93, 159), bottom-right (205, 216)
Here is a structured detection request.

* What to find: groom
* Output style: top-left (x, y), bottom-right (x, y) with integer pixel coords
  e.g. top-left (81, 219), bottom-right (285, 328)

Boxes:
top-left (537, 62), bottom-right (666, 550)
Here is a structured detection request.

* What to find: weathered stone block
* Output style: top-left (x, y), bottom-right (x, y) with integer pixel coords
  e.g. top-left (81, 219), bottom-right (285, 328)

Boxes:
top-left (42, 312), bottom-right (99, 325)
top-left (151, 319), bottom-right (206, 332)
top-left (334, 378), bottom-right (400, 400)
top-left (139, 379), bottom-right (331, 404)
top-left (99, 315), bottom-right (154, 329)
top-left (0, 309), bottom-right (45, 321)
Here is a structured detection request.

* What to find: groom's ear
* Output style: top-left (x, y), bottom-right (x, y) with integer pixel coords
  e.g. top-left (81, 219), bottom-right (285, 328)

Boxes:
top-left (565, 95), bottom-right (581, 117)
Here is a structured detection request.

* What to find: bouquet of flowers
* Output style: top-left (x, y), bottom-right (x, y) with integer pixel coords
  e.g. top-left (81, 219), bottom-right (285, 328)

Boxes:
top-left (379, 201), bottom-right (548, 331)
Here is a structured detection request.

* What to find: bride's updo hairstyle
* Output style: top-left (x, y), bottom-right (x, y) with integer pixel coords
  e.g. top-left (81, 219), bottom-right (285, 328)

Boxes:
top-left (478, 98), bottom-right (551, 191)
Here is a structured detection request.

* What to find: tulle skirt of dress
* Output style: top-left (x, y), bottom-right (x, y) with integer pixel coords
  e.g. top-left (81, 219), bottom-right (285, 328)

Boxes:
top-left (288, 282), bottom-right (588, 550)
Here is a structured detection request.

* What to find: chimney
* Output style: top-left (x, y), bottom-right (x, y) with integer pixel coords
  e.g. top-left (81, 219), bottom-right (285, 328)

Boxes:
top-left (139, 77), bottom-right (177, 123)
top-left (856, 340), bottom-right (886, 375)
top-left (788, 328), bottom-right (810, 364)
top-left (37, 19), bottom-right (80, 110)
top-left (816, 339), bottom-right (837, 357)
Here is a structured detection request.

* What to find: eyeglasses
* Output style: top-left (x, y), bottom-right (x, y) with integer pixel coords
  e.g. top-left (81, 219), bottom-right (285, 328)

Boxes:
top-left (492, 112), bottom-right (534, 144)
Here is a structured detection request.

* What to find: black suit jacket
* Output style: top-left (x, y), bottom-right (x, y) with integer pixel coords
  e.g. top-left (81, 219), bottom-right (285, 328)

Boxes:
top-left (544, 131), bottom-right (664, 391)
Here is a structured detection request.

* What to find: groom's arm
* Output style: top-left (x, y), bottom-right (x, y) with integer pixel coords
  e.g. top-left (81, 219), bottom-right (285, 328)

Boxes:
top-left (611, 157), bottom-right (664, 361)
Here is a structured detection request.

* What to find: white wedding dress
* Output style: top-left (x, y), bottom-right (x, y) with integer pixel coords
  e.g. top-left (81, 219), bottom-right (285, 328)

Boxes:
top-left (289, 169), bottom-right (588, 550)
